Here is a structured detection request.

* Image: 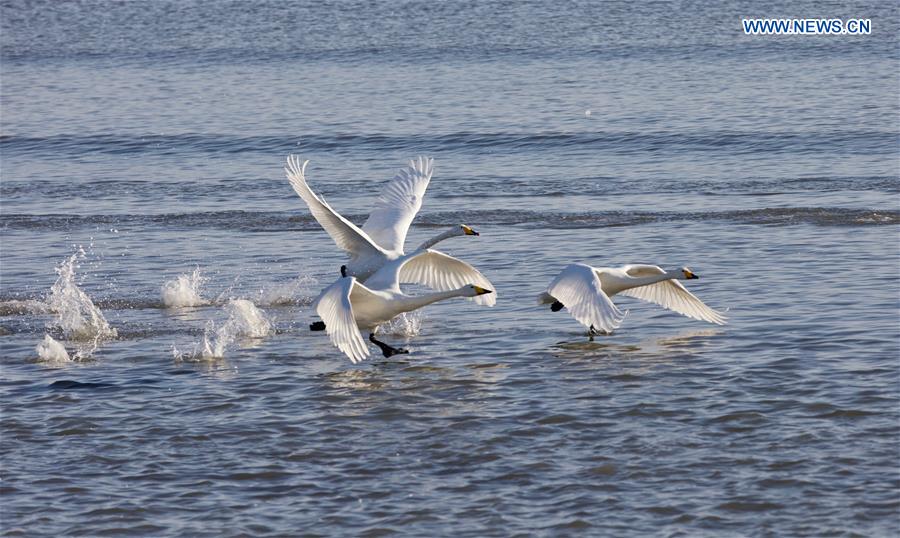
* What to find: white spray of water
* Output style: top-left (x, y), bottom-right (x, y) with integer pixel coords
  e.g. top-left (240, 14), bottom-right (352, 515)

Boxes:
top-left (161, 268), bottom-right (207, 307)
top-left (46, 249), bottom-right (117, 343)
top-left (256, 275), bottom-right (318, 306)
top-left (382, 312), bottom-right (422, 337)
top-left (225, 299), bottom-right (272, 338)
top-left (35, 334), bottom-right (71, 363)
top-left (174, 299), bottom-right (273, 360)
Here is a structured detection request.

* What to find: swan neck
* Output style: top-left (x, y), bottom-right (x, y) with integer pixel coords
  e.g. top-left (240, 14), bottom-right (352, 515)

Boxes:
top-left (397, 289), bottom-right (463, 311)
top-left (630, 271), bottom-right (678, 288)
top-left (416, 227), bottom-right (458, 251)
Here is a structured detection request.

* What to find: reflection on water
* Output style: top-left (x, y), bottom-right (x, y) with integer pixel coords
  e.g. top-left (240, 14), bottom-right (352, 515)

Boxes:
top-left (324, 368), bottom-right (390, 393)
top-left (551, 328), bottom-right (726, 371)
top-left (556, 328), bottom-right (723, 353)
top-left (642, 329), bottom-right (723, 352)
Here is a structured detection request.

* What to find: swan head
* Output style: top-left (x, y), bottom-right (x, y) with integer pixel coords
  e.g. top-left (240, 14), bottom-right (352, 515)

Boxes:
top-left (460, 224), bottom-right (479, 236)
top-left (680, 267), bottom-right (699, 280)
top-left (462, 284), bottom-right (493, 297)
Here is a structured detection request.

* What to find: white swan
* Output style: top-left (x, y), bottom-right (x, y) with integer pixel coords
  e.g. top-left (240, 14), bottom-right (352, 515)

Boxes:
top-left (539, 263), bottom-right (726, 334)
top-left (285, 155), bottom-right (480, 281)
top-left (314, 258), bottom-right (494, 363)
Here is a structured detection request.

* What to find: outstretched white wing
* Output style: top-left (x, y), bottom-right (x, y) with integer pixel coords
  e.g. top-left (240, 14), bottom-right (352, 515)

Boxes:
top-left (619, 265), bottom-right (727, 325)
top-left (362, 156), bottom-right (434, 253)
top-left (389, 249), bottom-right (496, 307)
top-left (546, 263), bottom-right (625, 333)
top-left (314, 277), bottom-right (369, 363)
top-left (285, 155), bottom-right (387, 261)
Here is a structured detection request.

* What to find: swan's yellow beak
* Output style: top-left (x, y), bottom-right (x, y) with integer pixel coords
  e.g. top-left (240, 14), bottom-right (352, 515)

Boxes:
top-left (683, 269), bottom-right (699, 279)
top-left (473, 286), bottom-right (493, 295)
top-left (462, 225), bottom-right (479, 236)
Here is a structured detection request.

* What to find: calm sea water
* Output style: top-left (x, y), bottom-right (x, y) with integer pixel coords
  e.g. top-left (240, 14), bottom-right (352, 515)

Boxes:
top-left (2, 1), bottom-right (899, 536)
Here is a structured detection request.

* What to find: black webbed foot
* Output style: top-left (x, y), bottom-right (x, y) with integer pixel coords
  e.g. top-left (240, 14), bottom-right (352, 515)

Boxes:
top-left (551, 301), bottom-right (565, 312)
top-left (588, 325), bottom-right (604, 341)
top-left (310, 321), bottom-right (326, 331)
top-left (340, 265), bottom-right (348, 278)
top-left (369, 333), bottom-right (409, 358)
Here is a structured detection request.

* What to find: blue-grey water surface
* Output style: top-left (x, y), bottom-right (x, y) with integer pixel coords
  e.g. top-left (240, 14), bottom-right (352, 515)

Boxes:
top-left (2, 1), bottom-right (899, 536)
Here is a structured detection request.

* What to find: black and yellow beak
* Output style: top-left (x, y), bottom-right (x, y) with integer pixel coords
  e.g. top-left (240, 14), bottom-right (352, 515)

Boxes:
top-left (473, 286), bottom-right (493, 295)
top-left (462, 225), bottom-right (480, 236)
top-left (683, 269), bottom-right (699, 280)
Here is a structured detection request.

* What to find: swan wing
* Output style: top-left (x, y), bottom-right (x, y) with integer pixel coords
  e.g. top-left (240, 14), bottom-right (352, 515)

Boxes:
top-left (285, 155), bottom-right (387, 260)
top-left (314, 277), bottom-right (369, 363)
top-left (547, 263), bottom-right (625, 333)
top-left (367, 249), bottom-right (496, 306)
top-left (362, 156), bottom-right (434, 253)
top-left (619, 265), bottom-right (727, 325)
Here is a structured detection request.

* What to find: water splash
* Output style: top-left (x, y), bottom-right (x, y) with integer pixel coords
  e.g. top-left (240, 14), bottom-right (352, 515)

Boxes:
top-left (161, 268), bottom-right (207, 307)
top-left (35, 334), bottom-right (71, 363)
top-left (46, 249), bottom-right (117, 344)
top-left (225, 299), bottom-right (273, 338)
top-left (174, 299), bottom-right (273, 360)
top-left (256, 275), bottom-right (318, 306)
top-left (382, 312), bottom-right (422, 337)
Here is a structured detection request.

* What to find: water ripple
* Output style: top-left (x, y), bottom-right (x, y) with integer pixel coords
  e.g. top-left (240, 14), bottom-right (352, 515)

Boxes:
top-left (2, 130), bottom-right (897, 158)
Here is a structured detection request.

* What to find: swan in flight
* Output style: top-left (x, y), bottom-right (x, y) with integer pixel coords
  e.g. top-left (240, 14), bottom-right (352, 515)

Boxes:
top-left (285, 155), bottom-right (480, 281)
top-left (314, 262), bottom-right (493, 363)
top-left (539, 263), bottom-right (726, 335)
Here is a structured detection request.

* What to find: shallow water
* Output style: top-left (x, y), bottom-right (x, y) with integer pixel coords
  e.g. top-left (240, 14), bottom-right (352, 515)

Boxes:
top-left (2, 1), bottom-right (899, 536)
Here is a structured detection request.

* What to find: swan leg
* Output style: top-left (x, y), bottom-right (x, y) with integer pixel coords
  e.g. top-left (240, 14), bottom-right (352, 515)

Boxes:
top-left (369, 333), bottom-right (409, 358)
top-left (310, 321), bottom-right (326, 331)
top-left (551, 301), bottom-right (565, 312)
top-left (588, 325), bottom-right (610, 341)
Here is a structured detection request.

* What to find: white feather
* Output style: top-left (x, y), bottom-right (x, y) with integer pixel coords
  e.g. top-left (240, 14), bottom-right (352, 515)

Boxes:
top-left (284, 155), bottom-right (386, 262)
top-left (364, 249), bottom-right (497, 307)
top-left (398, 249), bottom-right (496, 307)
top-left (313, 263), bottom-right (494, 363)
top-left (619, 265), bottom-right (727, 325)
top-left (546, 263), bottom-right (625, 333)
top-left (314, 277), bottom-right (369, 363)
top-left (540, 262), bottom-right (727, 333)
top-left (362, 157), bottom-right (434, 253)
top-left (286, 155), bottom-right (476, 283)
